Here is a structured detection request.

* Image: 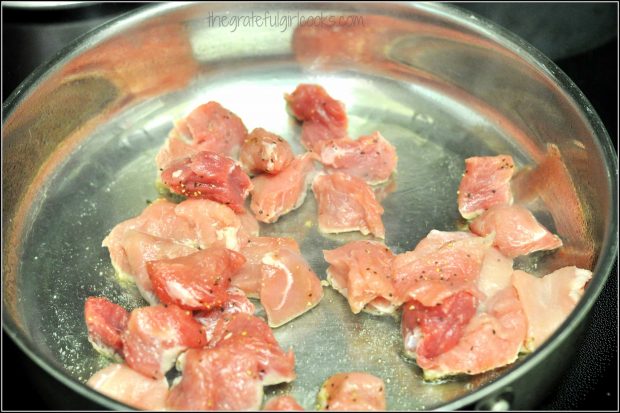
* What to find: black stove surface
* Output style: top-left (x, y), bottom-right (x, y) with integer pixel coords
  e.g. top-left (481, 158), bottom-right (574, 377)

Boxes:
top-left (2, 3), bottom-right (617, 411)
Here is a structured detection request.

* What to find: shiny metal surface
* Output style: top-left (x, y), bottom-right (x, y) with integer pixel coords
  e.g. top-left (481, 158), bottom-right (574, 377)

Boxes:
top-left (3, 2), bottom-right (617, 410)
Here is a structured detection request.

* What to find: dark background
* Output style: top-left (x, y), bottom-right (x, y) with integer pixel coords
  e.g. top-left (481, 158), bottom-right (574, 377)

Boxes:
top-left (2, 2), bottom-right (617, 410)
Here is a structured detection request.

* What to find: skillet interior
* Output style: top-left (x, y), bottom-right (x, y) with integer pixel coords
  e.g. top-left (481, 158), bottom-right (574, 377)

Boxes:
top-left (3, 2), bottom-right (617, 410)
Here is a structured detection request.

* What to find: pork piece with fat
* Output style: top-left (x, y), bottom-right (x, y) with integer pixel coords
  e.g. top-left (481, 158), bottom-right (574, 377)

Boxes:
top-left (261, 246), bottom-right (324, 328)
top-left (312, 172), bottom-right (385, 239)
top-left (400, 246), bottom-right (513, 358)
top-left (316, 132), bottom-right (397, 185)
top-left (122, 231), bottom-right (198, 304)
top-left (146, 247), bottom-right (246, 311)
top-left (323, 240), bottom-right (397, 315)
top-left (469, 204), bottom-right (563, 258)
top-left (166, 346), bottom-right (264, 411)
top-left (457, 155), bottom-right (515, 219)
top-left (316, 372), bottom-right (386, 411)
top-left (103, 199), bottom-right (251, 304)
top-left (121, 304), bottom-right (207, 379)
top-left (264, 396), bottom-right (304, 411)
top-left (87, 363), bottom-right (169, 410)
top-left (160, 151), bottom-right (252, 213)
top-left (84, 297), bottom-right (129, 360)
top-left (155, 101), bottom-right (248, 170)
top-left (512, 266), bottom-right (592, 351)
top-left (413, 286), bottom-right (527, 380)
top-left (234, 236), bottom-right (300, 297)
top-left (285, 84), bottom-right (348, 152)
top-left (401, 291), bottom-right (478, 361)
top-left (167, 313), bottom-right (295, 410)
top-left (209, 313), bottom-right (296, 385)
top-left (251, 153), bottom-right (315, 223)
top-left (102, 199), bottom-right (196, 278)
top-left (174, 198), bottom-right (254, 251)
top-left (194, 287), bottom-right (256, 342)
top-left (392, 230), bottom-right (493, 307)
top-left (239, 128), bottom-right (295, 175)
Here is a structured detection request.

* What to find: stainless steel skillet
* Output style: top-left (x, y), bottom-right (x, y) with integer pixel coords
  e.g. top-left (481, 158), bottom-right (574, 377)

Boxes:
top-left (3, 2), bottom-right (617, 410)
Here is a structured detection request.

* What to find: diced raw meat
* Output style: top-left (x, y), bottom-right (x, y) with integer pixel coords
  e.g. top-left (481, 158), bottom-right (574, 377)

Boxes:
top-left (155, 123), bottom-right (199, 171)
top-left (155, 102), bottom-right (247, 171)
top-left (512, 266), bottom-right (592, 351)
top-left (251, 154), bottom-right (315, 223)
top-left (84, 297), bottom-right (129, 359)
top-left (147, 247), bottom-right (246, 311)
top-left (392, 230), bottom-right (492, 306)
top-left (478, 247), bottom-right (514, 300)
top-left (263, 395), bottom-right (304, 411)
top-left (87, 363), bottom-right (168, 410)
top-left (160, 151), bottom-right (252, 213)
top-left (102, 200), bottom-right (197, 277)
top-left (239, 128), bottom-right (295, 175)
top-left (122, 304), bottom-right (207, 379)
top-left (285, 84), bottom-right (348, 152)
top-left (457, 155), bottom-right (515, 219)
top-left (317, 132), bottom-right (398, 185)
top-left (260, 247), bottom-right (324, 328)
top-left (237, 206), bottom-right (261, 238)
top-left (316, 372), bottom-right (386, 411)
top-left (184, 102), bottom-right (248, 155)
top-left (323, 240), bottom-right (397, 315)
top-left (122, 231), bottom-right (198, 304)
top-left (312, 172), bottom-right (385, 238)
top-left (401, 292), bottom-right (478, 360)
top-left (103, 199), bottom-right (253, 304)
top-left (194, 287), bottom-right (256, 342)
top-left (210, 313), bottom-right (278, 347)
top-left (166, 346), bottom-right (263, 411)
top-left (300, 121), bottom-right (348, 153)
top-left (234, 237), bottom-right (301, 297)
top-left (209, 313), bottom-right (296, 385)
top-left (469, 204), bottom-right (563, 258)
top-left (174, 198), bottom-right (248, 251)
top-left (417, 287), bottom-right (527, 380)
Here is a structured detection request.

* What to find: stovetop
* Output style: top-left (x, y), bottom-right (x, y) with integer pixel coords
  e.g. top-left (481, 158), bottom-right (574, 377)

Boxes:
top-left (2, 3), bottom-right (617, 410)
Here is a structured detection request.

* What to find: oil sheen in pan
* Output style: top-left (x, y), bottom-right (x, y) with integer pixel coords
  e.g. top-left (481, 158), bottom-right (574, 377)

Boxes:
top-left (18, 69), bottom-right (540, 410)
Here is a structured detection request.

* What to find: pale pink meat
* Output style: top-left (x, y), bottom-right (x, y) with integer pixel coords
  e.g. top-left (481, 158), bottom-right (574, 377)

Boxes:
top-left (316, 372), bottom-right (386, 411)
top-left (160, 151), bottom-right (252, 213)
top-left (512, 266), bottom-right (592, 351)
top-left (121, 304), bottom-right (207, 379)
top-left (392, 230), bottom-right (492, 306)
top-left (166, 346), bottom-right (264, 411)
top-left (84, 297), bottom-right (129, 359)
top-left (312, 172), bottom-right (385, 239)
top-left (317, 132), bottom-right (397, 185)
top-left (239, 128), bottom-right (295, 175)
top-left (250, 154), bottom-right (315, 223)
top-left (155, 102), bottom-right (248, 171)
top-left (102, 200), bottom-right (196, 277)
top-left (194, 287), bottom-right (256, 342)
top-left (146, 247), bottom-right (246, 311)
top-left (417, 287), bottom-right (527, 380)
top-left (209, 313), bottom-right (296, 385)
top-left (469, 204), bottom-right (563, 258)
top-left (285, 84), bottom-right (348, 152)
top-left (122, 231), bottom-right (197, 304)
top-left (234, 236), bottom-right (300, 297)
top-left (260, 247), bottom-right (324, 328)
top-left (457, 155), bottom-right (515, 219)
top-left (323, 240), bottom-right (397, 314)
top-left (87, 363), bottom-right (169, 410)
